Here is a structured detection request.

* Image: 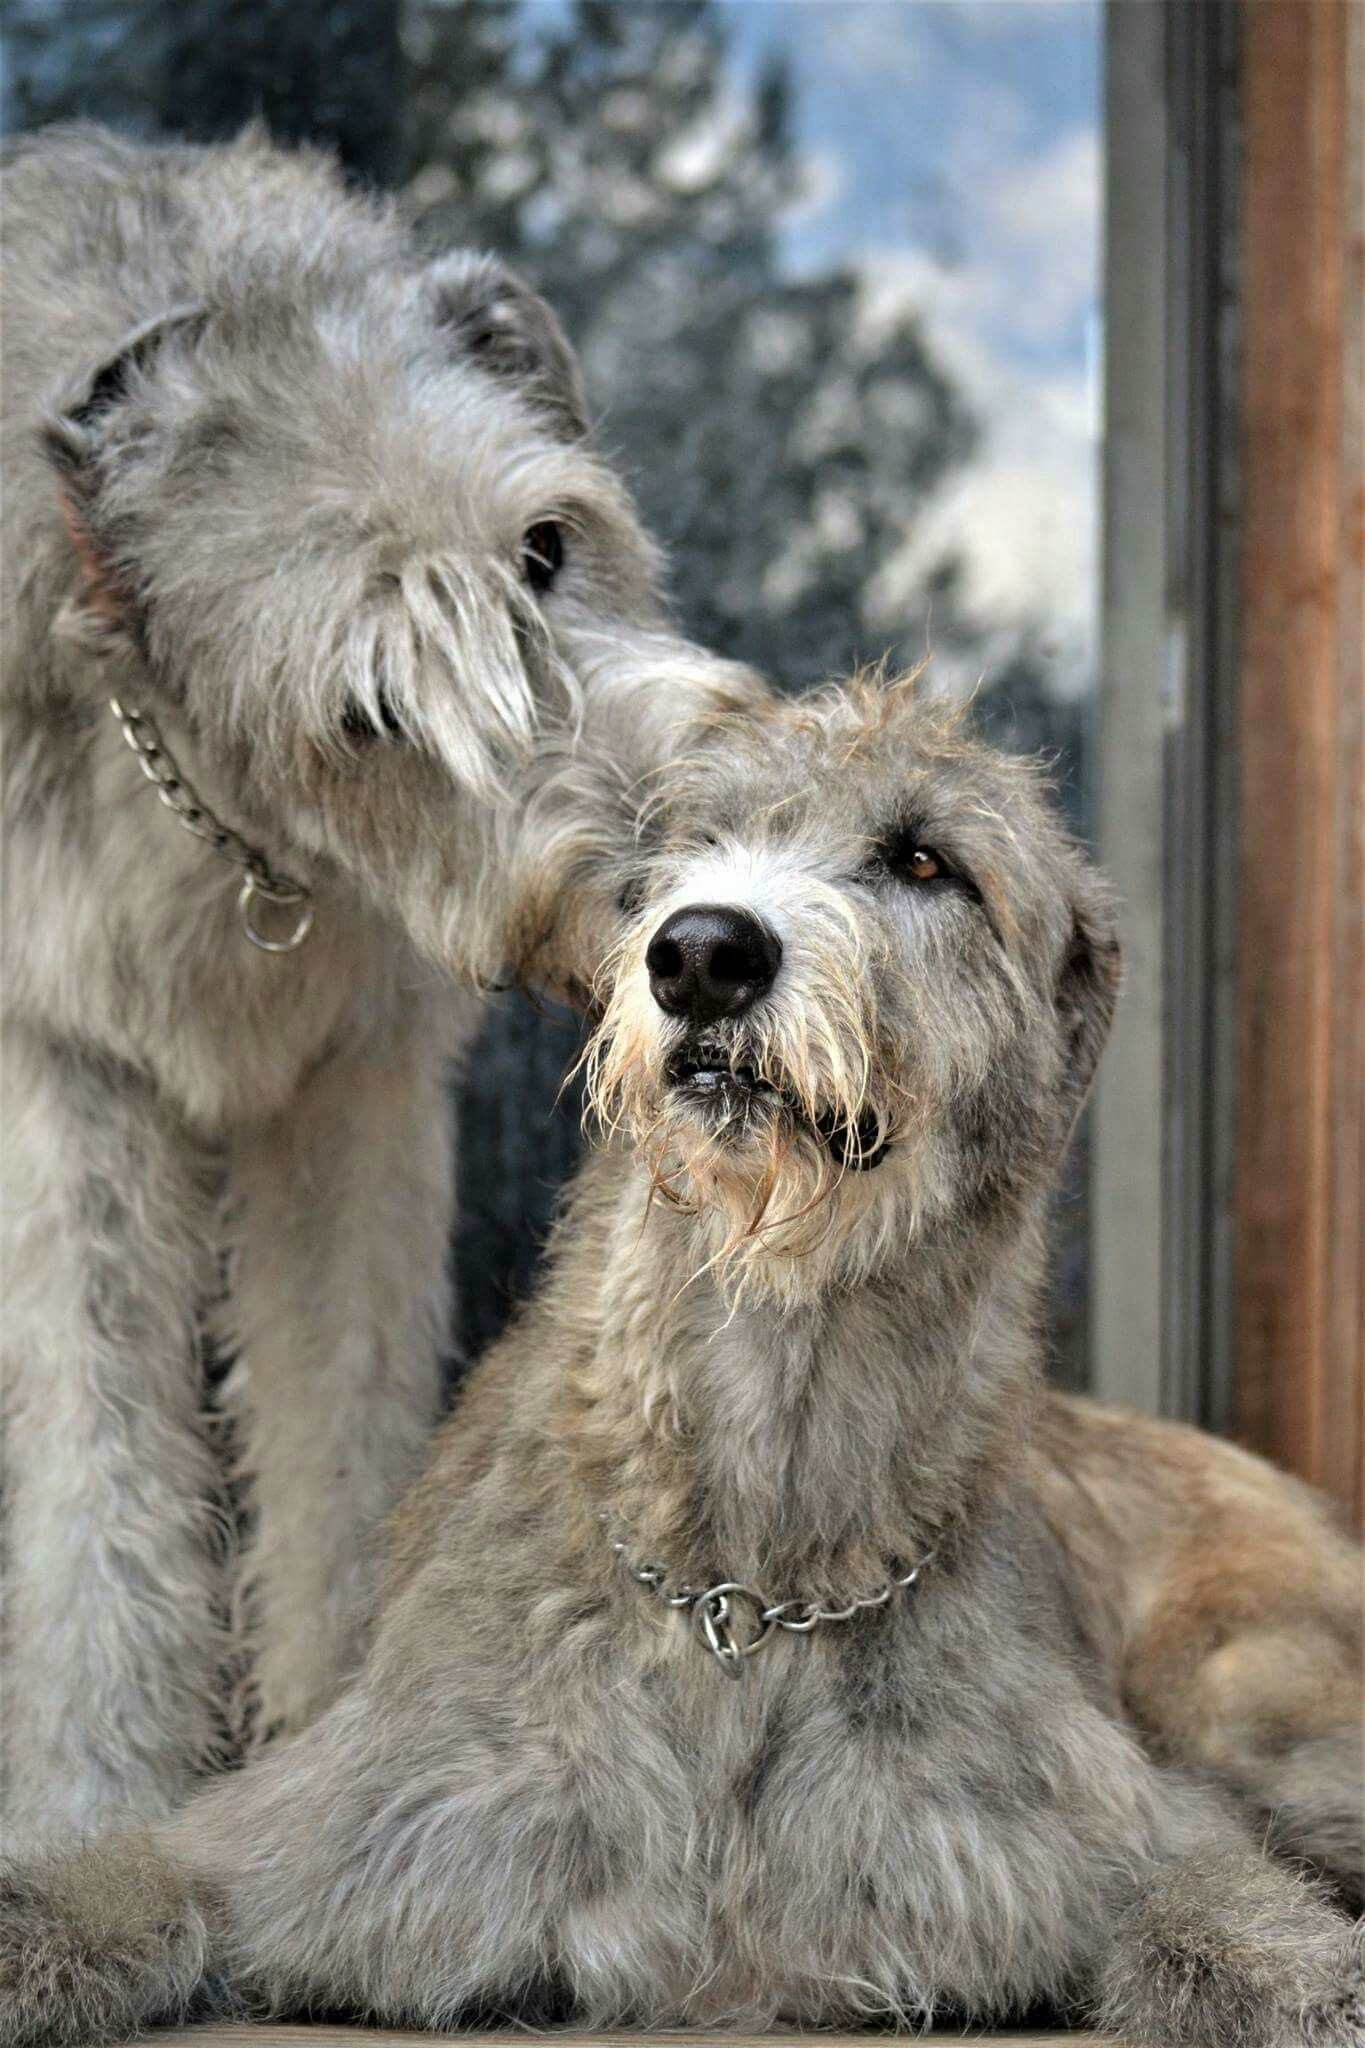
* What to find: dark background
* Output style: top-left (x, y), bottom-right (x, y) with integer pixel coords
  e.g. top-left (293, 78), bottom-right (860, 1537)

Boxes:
top-left (2, 0), bottom-right (1092, 1375)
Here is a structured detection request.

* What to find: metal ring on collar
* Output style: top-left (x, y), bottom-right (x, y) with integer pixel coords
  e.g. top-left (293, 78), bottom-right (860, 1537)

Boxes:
top-left (693, 1582), bottom-right (775, 1675)
top-left (239, 873), bottom-right (314, 953)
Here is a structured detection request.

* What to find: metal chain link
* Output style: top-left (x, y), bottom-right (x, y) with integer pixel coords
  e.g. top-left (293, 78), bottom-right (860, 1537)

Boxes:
top-left (109, 698), bottom-right (313, 952)
top-left (605, 1517), bottom-right (936, 1679)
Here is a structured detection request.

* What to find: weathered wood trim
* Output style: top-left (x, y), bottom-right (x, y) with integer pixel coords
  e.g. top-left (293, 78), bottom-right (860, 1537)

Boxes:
top-left (1235, 0), bottom-right (1364, 1529)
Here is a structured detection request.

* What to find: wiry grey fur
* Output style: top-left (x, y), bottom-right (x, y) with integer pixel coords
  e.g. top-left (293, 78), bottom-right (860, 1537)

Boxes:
top-left (1, 673), bottom-right (1359, 2047)
top-left (0, 124), bottom-right (761, 1838)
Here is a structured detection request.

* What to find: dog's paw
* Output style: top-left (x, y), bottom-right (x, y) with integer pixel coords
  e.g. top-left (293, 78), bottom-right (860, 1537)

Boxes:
top-left (1095, 1855), bottom-right (1363, 2048)
top-left (0, 1863), bottom-right (104, 2048)
top-left (0, 1840), bottom-right (207, 2048)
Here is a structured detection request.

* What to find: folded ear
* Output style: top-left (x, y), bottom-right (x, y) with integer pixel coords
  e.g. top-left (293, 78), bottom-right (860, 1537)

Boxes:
top-left (1054, 878), bottom-right (1122, 1133)
top-left (424, 252), bottom-right (589, 438)
top-left (43, 303), bottom-right (205, 629)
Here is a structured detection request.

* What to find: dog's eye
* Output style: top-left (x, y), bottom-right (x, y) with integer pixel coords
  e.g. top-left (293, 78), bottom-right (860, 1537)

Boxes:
top-left (340, 688), bottom-right (404, 745)
top-left (521, 520), bottom-right (565, 595)
top-left (872, 830), bottom-right (963, 889)
top-left (900, 847), bottom-right (942, 882)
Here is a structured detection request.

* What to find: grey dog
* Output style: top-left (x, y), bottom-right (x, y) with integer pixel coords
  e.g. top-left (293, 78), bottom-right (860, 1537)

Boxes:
top-left (0, 124), bottom-right (758, 1839)
top-left (2, 671), bottom-right (1360, 2047)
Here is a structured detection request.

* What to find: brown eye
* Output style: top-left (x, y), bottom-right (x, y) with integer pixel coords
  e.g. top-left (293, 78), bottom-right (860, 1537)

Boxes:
top-left (872, 828), bottom-right (969, 893)
top-left (521, 520), bottom-right (565, 594)
top-left (877, 831), bottom-right (947, 884)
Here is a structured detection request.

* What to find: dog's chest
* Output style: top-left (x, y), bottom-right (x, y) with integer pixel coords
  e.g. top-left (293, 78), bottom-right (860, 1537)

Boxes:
top-left (535, 1621), bottom-right (1113, 2023)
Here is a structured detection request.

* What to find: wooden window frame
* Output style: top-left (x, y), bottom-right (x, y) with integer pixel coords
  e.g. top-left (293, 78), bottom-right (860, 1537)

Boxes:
top-left (1094, 0), bottom-right (1363, 1533)
top-left (1234, 0), bottom-right (1363, 1530)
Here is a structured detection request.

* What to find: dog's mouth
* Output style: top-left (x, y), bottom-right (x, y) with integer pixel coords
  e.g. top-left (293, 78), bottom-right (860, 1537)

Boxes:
top-left (665, 1041), bottom-right (889, 1171)
top-left (667, 1045), bottom-right (772, 1101)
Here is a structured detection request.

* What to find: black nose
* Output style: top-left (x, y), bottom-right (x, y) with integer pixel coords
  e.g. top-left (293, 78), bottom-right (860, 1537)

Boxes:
top-left (645, 904), bottom-right (781, 1025)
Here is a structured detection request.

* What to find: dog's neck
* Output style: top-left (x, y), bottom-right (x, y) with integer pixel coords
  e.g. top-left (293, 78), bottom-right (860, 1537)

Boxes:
top-left (564, 1157), bottom-right (1042, 1602)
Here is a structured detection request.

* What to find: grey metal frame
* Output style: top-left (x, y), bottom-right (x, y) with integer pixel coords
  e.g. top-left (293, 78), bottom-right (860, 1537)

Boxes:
top-left (1091, 0), bottom-right (1240, 1423)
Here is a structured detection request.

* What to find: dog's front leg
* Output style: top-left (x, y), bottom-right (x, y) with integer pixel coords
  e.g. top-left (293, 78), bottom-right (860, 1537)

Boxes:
top-left (224, 1010), bottom-right (456, 1744)
top-left (1, 1026), bottom-right (227, 1835)
top-left (0, 1652), bottom-right (691, 2046)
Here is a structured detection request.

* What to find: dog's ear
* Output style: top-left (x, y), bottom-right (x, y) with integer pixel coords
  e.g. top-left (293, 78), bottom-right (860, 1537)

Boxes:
top-left (1054, 877), bottom-right (1122, 1132)
top-left (424, 253), bottom-right (590, 439)
top-left (43, 304), bottom-right (205, 632)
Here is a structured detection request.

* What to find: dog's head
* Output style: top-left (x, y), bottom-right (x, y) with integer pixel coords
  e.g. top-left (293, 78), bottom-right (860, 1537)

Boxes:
top-left (586, 670), bottom-right (1119, 1299)
top-left (36, 138), bottom-right (697, 978)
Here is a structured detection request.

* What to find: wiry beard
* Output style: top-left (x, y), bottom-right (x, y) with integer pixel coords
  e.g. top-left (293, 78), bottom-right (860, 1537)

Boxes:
top-left (584, 914), bottom-right (920, 1300)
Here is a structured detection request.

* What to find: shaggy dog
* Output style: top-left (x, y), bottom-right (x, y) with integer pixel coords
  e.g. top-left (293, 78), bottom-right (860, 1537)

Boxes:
top-left (0, 123), bottom-right (758, 1837)
top-left (1, 672), bottom-right (1359, 2047)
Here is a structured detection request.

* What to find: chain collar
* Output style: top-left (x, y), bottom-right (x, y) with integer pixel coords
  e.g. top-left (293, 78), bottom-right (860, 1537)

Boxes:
top-left (109, 699), bottom-right (313, 953)
top-left (605, 1516), bottom-right (936, 1679)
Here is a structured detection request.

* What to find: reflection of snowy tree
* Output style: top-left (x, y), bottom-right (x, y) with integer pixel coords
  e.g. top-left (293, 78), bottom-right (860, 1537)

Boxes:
top-left (402, 1), bottom-right (1088, 823)
top-left (405, 1), bottom-right (979, 692)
